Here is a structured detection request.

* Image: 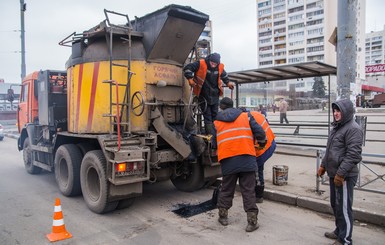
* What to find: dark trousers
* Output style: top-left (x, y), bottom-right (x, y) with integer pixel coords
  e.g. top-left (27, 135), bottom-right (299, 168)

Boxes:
top-left (280, 112), bottom-right (289, 123)
top-left (217, 171), bottom-right (258, 213)
top-left (256, 140), bottom-right (276, 186)
top-left (201, 102), bottom-right (218, 125)
top-left (330, 176), bottom-right (357, 245)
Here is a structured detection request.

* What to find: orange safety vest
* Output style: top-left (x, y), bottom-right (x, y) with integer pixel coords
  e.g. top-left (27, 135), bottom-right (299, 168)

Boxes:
top-left (214, 112), bottom-right (256, 162)
top-left (250, 111), bottom-right (275, 157)
top-left (193, 59), bottom-right (224, 96)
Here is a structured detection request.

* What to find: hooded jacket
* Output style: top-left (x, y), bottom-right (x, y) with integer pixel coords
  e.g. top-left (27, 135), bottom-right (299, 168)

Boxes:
top-left (321, 99), bottom-right (363, 178)
top-left (214, 108), bottom-right (266, 175)
top-left (183, 54), bottom-right (230, 105)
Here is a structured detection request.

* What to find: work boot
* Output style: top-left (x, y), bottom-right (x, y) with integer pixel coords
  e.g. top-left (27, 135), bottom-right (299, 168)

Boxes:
top-left (245, 212), bottom-right (259, 232)
top-left (255, 185), bottom-right (264, 203)
top-left (218, 208), bottom-right (228, 226)
top-left (324, 231), bottom-right (338, 240)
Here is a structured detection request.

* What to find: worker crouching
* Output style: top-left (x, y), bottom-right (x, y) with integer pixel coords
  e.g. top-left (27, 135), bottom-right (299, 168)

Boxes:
top-left (213, 97), bottom-right (267, 232)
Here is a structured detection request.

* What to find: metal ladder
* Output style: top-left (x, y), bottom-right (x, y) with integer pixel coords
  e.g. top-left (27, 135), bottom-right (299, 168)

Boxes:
top-left (102, 9), bottom-right (135, 150)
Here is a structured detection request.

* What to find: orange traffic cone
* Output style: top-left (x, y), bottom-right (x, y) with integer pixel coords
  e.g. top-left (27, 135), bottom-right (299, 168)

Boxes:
top-left (46, 198), bottom-right (72, 242)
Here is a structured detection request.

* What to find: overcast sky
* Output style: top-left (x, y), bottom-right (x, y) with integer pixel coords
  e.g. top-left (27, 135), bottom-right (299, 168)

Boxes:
top-left (0, 0), bottom-right (384, 84)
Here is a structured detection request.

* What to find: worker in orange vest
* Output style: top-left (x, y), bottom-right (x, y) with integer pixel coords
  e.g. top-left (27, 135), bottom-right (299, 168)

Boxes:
top-left (249, 110), bottom-right (276, 203)
top-left (183, 53), bottom-right (234, 136)
top-left (214, 97), bottom-right (266, 232)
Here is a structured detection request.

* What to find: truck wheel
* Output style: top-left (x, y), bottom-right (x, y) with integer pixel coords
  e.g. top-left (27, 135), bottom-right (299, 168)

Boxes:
top-left (116, 198), bottom-right (136, 210)
top-left (80, 150), bottom-right (118, 213)
top-left (23, 137), bottom-right (42, 174)
top-left (77, 143), bottom-right (95, 156)
top-left (171, 162), bottom-right (205, 192)
top-left (55, 144), bottom-right (82, 196)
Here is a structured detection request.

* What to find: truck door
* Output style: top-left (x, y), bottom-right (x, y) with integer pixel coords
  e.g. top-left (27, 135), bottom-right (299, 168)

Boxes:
top-left (18, 76), bottom-right (39, 133)
top-left (18, 82), bottom-right (29, 132)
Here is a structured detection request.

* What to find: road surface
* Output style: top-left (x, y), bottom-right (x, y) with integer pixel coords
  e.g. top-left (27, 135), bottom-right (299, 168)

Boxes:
top-left (0, 135), bottom-right (384, 245)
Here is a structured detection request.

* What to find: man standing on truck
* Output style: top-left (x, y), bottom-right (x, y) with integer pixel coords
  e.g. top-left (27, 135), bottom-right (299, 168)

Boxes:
top-left (317, 98), bottom-right (363, 245)
top-left (214, 97), bottom-right (266, 232)
top-left (183, 53), bottom-right (234, 136)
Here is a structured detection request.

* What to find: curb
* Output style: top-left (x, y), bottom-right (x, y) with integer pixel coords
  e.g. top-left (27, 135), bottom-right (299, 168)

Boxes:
top-left (264, 188), bottom-right (385, 227)
top-left (4, 133), bottom-right (19, 140)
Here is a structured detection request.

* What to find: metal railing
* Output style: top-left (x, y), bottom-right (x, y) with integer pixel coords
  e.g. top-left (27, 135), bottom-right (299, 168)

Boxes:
top-left (316, 149), bottom-right (385, 195)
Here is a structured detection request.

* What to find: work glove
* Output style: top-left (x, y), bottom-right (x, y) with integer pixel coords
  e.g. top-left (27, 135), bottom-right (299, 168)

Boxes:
top-left (334, 174), bottom-right (344, 187)
top-left (317, 166), bottom-right (326, 177)
top-left (227, 82), bottom-right (234, 90)
top-left (188, 79), bottom-right (196, 87)
top-left (255, 139), bottom-right (267, 150)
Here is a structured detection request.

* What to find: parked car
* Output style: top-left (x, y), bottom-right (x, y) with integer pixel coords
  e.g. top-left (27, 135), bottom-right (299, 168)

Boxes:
top-left (0, 123), bottom-right (4, 141)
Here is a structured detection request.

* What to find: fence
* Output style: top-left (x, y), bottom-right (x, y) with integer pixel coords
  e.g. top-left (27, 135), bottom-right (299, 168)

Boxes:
top-left (316, 149), bottom-right (385, 195)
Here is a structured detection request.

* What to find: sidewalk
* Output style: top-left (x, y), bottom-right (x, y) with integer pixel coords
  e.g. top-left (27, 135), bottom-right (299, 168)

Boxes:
top-left (263, 145), bottom-right (385, 227)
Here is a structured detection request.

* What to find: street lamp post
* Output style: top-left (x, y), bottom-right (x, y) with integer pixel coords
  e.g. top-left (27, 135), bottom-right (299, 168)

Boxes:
top-left (20, 0), bottom-right (26, 80)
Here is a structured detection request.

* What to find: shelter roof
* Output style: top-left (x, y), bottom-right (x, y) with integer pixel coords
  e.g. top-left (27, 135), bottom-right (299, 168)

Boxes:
top-left (228, 61), bottom-right (336, 84)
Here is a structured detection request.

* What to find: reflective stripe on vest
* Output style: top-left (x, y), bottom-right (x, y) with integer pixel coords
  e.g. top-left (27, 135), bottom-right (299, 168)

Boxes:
top-left (214, 112), bottom-right (256, 162)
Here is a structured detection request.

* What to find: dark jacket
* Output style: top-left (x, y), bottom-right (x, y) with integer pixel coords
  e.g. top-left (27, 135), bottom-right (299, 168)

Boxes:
top-left (321, 99), bottom-right (363, 178)
top-left (183, 55), bottom-right (229, 105)
top-left (214, 108), bottom-right (266, 176)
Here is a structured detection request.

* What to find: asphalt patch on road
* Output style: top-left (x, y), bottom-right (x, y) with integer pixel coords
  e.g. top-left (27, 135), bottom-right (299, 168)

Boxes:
top-left (172, 185), bottom-right (220, 218)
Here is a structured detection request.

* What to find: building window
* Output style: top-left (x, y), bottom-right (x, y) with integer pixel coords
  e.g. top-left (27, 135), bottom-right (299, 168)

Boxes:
top-left (288, 57), bottom-right (305, 63)
top-left (288, 23), bottom-right (305, 30)
top-left (289, 40), bottom-right (304, 46)
top-left (260, 61), bottom-right (273, 66)
top-left (250, 97), bottom-right (258, 106)
top-left (274, 20), bottom-right (286, 26)
top-left (308, 28), bottom-right (323, 35)
top-left (288, 31), bottom-right (304, 38)
top-left (306, 9), bottom-right (324, 18)
top-left (288, 6), bottom-right (304, 14)
top-left (289, 48), bottom-right (304, 55)
top-left (258, 1), bottom-right (271, 8)
top-left (307, 46), bottom-right (324, 52)
top-left (306, 19), bottom-right (323, 26)
top-left (240, 97), bottom-right (246, 105)
top-left (274, 12), bottom-right (285, 18)
top-left (289, 14), bottom-right (304, 21)
top-left (307, 37), bottom-right (324, 44)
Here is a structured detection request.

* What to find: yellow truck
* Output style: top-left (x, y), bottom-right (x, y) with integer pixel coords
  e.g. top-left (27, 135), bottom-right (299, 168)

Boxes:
top-left (17, 5), bottom-right (221, 213)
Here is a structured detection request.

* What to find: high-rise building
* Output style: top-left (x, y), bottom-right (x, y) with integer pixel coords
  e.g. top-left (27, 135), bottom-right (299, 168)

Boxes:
top-left (254, 0), bottom-right (367, 104)
top-left (363, 27), bottom-right (385, 98)
top-left (365, 28), bottom-right (385, 66)
top-left (257, 0), bottom-right (337, 68)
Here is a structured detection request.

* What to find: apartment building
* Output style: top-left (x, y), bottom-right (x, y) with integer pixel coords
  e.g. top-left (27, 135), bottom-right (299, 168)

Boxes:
top-left (242, 0), bottom-right (367, 109)
top-left (257, 0), bottom-right (337, 68)
top-left (364, 27), bottom-right (385, 98)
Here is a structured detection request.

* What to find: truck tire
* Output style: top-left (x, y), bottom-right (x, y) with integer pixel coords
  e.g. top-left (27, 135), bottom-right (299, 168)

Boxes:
top-left (116, 198), bottom-right (136, 210)
top-left (23, 137), bottom-right (42, 174)
top-left (80, 150), bottom-right (118, 213)
top-left (77, 142), bottom-right (95, 156)
top-left (171, 162), bottom-right (205, 192)
top-left (55, 144), bottom-right (82, 196)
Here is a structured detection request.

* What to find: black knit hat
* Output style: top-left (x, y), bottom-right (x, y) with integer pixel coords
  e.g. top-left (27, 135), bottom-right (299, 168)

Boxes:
top-left (210, 53), bottom-right (221, 64)
top-left (220, 97), bottom-right (233, 109)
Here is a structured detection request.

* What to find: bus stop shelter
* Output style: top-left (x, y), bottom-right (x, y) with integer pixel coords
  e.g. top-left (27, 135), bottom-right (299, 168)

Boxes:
top-left (227, 61), bottom-right (337, 108)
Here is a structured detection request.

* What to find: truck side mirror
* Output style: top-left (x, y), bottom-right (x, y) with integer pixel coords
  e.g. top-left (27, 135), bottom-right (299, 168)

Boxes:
top-left (7, 88), bottom-right (14, 102)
